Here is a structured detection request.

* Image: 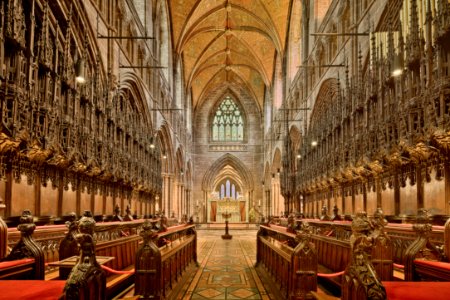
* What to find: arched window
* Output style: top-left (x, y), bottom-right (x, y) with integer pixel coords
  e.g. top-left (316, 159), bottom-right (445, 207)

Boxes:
top-left (212, 96), bottom-right (244, 142)
top-left (217, 178), bottom-right (240, 199)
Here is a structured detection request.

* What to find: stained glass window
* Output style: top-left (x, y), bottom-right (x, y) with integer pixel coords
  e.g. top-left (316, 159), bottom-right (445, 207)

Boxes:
top-left (212, 96), bottom-right (244, 141)
top-left (218, 179), bottom-right (238, 199)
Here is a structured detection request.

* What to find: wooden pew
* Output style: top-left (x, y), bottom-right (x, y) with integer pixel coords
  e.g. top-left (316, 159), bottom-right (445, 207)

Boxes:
top-left (342, 212), bottom-right (387, 300)
top-left (62, 212), bottom-right (107, 299)
top-left (256, 221), bottom-right (318, 299)
top-left (403, 209), bottom-right (449, 281)
top-left (0, 210), bottom-right (45, 280)
top-left (134, 220), bottom-right (198, 299)
top-left (57, 211), bottom-right (146, 298)
top-left (0, 212), bottom-right (106, 299)
top-left (260, 210), bottom-right (394, 298)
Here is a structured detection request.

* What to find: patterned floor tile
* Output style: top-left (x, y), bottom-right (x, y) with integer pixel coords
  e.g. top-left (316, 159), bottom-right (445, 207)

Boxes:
top-left (197, 288), bottom-right (224, 298)
top-left (180, 229), bottom-right (273, 299)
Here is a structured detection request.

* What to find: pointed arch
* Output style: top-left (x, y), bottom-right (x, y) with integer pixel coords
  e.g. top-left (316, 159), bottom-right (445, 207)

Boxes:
top-left (202, 153), bottom-right (254, 191)
top-left (157, 122), bottom-right (174, 174)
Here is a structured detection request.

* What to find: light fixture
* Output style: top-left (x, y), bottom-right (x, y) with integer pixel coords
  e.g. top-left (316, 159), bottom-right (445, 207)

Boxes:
top-left (261, 181), bottom-right (264, 187)
top-left (149, 137), bottom-right (155, 149)
top-left (311, 140), bottom-right (318, 147)
top-left (75, 57), bottom-right (86, 84)
top-left (391, 53), bottom-right (404, 77)
top-left (180, 168), bottom-right (184, 175)
top-left (296, 154), bottom-right (302, 159)
top-left (277, 168), bottom-right (280, 175)
top-left (162, 152), bottom-right (167, 159)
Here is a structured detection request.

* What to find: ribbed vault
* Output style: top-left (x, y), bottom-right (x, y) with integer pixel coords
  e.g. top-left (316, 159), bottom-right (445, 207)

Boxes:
top-left (169, 0), bottom-right (293, 109)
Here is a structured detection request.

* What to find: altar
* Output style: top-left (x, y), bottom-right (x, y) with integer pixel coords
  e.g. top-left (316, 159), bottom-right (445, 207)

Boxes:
top-left (207, 196), bottom-right (248, 223)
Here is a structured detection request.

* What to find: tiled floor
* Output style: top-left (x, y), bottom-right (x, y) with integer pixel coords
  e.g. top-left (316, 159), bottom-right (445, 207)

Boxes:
top-left (178, 229), bottom-right (271, 300)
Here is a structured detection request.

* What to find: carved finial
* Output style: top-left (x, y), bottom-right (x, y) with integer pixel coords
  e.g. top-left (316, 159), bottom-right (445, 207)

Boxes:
top-left (78, 211), bottom-right (95, 237)
top-left (17, 209), bottom-right (36, 236)
top-left (123, 204), bottom-right (133, 221)
top-left (413, 208), bottom-right (432, 237)
top-left (140, 219), bottom-right (158, 244)
top-left (65, 212), bottom-right (78, 231)
top-left (320, 205), bottom-right (331, 221)
top-left (113, 204), bottom-right (123, 222)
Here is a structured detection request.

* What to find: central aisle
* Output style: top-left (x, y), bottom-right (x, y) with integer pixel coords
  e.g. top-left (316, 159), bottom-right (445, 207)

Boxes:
top-left (177, 229), bottom-right (271, 300)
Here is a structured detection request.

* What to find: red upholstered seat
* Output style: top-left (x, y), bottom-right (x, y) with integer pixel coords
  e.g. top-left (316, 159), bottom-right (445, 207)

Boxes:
top-left (0, 258), bottom-right (35, 269)
top-left (415, 260), bottom-right (450, 271)
top-left (0, 280), bottom-right (66, 299)
top-left (383, 281), bottom-right (450, 300)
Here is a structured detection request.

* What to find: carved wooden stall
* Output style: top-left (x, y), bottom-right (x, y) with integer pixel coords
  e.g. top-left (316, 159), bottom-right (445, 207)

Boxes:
top-left (282, 0), bottom-right (450, 222)
top-left (0, 0), bottom-right (162, 222)
top-left (256, 222), bottom-right (318, 299)
top-left (0, 210), bottom-right (45, 279)
top-left (134, 221), bottom-right (198, 299)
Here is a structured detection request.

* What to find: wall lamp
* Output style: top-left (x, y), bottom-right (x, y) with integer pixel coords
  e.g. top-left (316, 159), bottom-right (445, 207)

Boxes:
top-left (149, 137), bottom-right (155, 149)
top-left (311, 140), bottom-right (318, 147)
top-left (391, 53), bottom-right (404, 77)
top-left (162, 152), bottom-right (167, 159)
top-left (75, 57), bottom-right (86, 84)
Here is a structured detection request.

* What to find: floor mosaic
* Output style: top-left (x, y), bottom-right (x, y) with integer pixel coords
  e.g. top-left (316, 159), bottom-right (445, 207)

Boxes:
top-left (179, 229), bottom-right (271, 300)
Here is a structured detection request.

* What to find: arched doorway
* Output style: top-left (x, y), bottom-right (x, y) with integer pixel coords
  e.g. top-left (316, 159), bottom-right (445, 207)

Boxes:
top-left (202, 154), bottom-right (253, 223)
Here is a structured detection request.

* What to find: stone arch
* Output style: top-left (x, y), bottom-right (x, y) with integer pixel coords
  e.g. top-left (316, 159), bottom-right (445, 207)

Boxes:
top-left (175, 146), bottom-right (185, 181)
top-left (202, 153), bottom-right (254, 192)
top-left (119, 74), bottom-right (152, 127)
top-left (310, 78), bottom-right (339, 128)
top-left (157, 122), bottom-right (174, 174)
top-left (272, 147), bottom-right (282, 174)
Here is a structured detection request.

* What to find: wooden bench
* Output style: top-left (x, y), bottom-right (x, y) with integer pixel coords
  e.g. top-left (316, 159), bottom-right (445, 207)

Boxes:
top-left (0, 210), bottom-right (45, 280)
top-left (134, 220), bottom-right (198, 299)
top-left (56, 211), bottom-right (149, 298)
top-left (256, 221), bottom-right (318, 299)
top-left (403, 209), bottom-right (450, 282)
top-left (0, 212), bottom-right (106, 299)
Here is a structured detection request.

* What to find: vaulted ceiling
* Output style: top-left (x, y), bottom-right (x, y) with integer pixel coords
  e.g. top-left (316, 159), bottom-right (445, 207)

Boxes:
top-left (168, 0), bottom-right (293, 110)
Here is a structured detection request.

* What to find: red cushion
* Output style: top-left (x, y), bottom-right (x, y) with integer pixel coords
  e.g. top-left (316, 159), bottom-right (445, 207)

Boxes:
top-left (415, 260), bottom-right (450, 271)
top-left (0, 258), bottom-right (35, 269)
top-left (0, 280), bottom-right (66, 299)
top-left (383, 281), bottom-right (450, 300)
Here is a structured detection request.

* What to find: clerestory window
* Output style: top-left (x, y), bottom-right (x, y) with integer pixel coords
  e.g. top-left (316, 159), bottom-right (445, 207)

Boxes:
top-left (211, 96), bottom-right (244, 141)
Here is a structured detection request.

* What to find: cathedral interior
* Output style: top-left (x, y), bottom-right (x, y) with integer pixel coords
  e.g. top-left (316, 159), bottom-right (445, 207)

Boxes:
top-left (1, 0), bottom-right (450, 299)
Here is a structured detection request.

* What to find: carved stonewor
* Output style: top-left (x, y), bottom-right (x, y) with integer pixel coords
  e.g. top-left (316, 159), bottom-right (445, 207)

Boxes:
top-left (319, 205), bottom-right (331, 221)
top-left (331, 205), bottom-right (342, 221)
top-left (1, 210), bottom-right (45, 279)
top-left (63, 211), bottom-right (106, 300)
top-left (291, 222), bottom-right (317, 300)
top-left (370, 208), bottom-right (393, 281)
top-left (342, 212), bottom-right (386, 300)
top-left (123, 204), bottom-right (133, 221)
top-left (58, 212), bottom-right (79, 279)
top-left (134, 220), bottom-right (162, 299)
top-left (112, 203), bottom-right (123, 222)
top-left (404, 208), bottom-right (442, 281)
